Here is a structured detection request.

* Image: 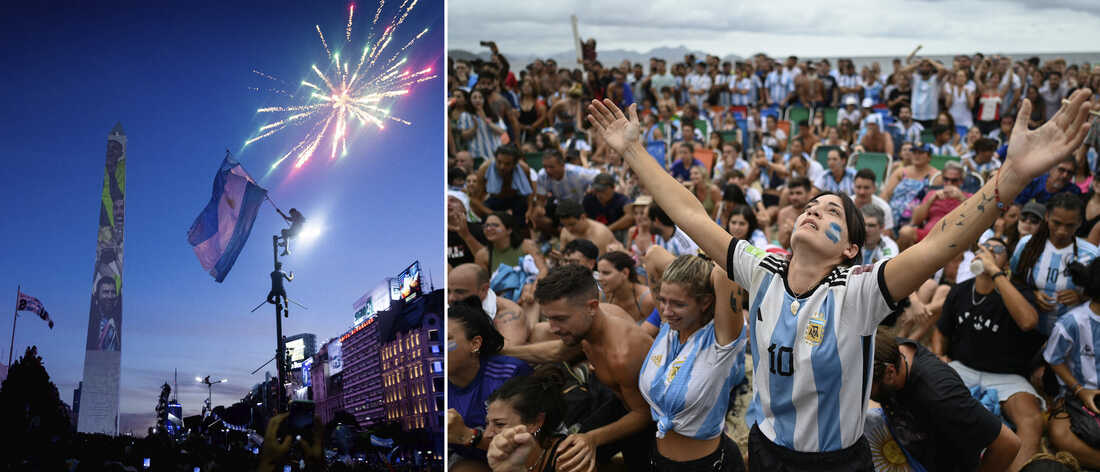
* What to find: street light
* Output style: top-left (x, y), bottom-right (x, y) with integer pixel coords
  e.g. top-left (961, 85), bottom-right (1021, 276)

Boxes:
top-left (198, 375), bottom-right (227, 416)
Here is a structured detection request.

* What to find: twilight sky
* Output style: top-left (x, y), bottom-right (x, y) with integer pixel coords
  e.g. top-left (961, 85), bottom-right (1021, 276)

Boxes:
top-left (0, 0), bottom-right (443, 433)
top-left (449, 0), bottom-right (1100, 58)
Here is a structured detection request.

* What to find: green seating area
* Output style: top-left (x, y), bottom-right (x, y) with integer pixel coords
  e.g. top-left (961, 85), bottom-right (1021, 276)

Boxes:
top-left (852, 152), bottom-right (891, 185)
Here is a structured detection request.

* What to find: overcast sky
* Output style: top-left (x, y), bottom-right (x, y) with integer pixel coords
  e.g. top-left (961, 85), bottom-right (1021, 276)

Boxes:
top-left (449, 0), bottom-right (1100, 59)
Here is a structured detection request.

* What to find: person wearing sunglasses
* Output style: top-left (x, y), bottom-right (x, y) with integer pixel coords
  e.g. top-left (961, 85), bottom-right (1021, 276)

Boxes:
top-left (896, 161), bottom-right (971, 249)
top-left (1017, 201), bottom-right (1045, 238)
top-left (1011, 193), bottom-right (1100, 336)
top-left (933, 238), bottom-right (1045, 470)
top-left (1014, 157), bottom-right (1082, 205)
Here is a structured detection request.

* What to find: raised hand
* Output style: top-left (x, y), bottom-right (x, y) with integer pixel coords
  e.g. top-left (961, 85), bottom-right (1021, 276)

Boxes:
top-left (1001, 89), bottom-right (1093, 187)
top-left (586, 99), bottom-right (641, 155)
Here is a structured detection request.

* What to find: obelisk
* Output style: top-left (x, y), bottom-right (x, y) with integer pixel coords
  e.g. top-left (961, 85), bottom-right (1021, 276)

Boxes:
top-left (77, 123), bottom-right (126, 434)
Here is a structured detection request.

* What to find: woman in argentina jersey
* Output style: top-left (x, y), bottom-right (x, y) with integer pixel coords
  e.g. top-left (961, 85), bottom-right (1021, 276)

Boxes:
top-left (638, 254), bottom-right (748, 471)
top-left (1043, 258), bottom-right (1100, 468)
top-left (1011, 193), bottom-right (1099, 335)
top-left (585, 90), bottom-right (1094, 470)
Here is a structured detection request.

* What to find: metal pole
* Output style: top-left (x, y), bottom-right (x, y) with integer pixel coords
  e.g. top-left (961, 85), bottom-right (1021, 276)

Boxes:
top-left (273, 235), bottom-right (287, 413)
top-left (9, 285), bottom-right (19, 366)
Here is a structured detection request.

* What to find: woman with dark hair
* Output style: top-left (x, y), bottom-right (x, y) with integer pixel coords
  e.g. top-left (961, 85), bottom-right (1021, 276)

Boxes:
top-left (475, 212), bottom-right (547, 278)
top-left (448, 301), bottom-right (534, 470)
top-left (484, 367), bottom-right (569, 472)
top-left (586, 88), bottom-right (1092, 469)
top-left (451, 88), bottom-right (473, 153)
top-left (1027, 85), bottom-right (1047, 128)
top-left (726, 204), bottom-right (768, 248)
top-left (1011, 193), bottom-right (1099, 335)
top-left (597, 251), bottom-right (655, 323)
top-left (1043, 257), bottom-right (1100, 469)
top-left (475, 212), bottom-right (548, 302)
top-left (517, 80), bottom-right (547, 145)
top-left (458, 89), bottom-right (508, 160)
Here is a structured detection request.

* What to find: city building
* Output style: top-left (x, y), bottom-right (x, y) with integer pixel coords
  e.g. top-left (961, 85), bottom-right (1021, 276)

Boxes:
top-left (380, 291), bottom-right (444, 433)
top-left (311, 338), bottom-right (345, 425)
top-left (341, 312), bottom-right (384, 428)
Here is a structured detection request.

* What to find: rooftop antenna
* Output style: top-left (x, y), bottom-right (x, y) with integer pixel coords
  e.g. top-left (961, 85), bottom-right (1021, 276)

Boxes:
top-left (172, 368), bottom-right (178, 402)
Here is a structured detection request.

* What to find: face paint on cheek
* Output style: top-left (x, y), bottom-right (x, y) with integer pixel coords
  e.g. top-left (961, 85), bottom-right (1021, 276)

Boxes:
top-left (826, 222), bottom-right (842, 244)
top-left (447, 341), bottom-right (457, 352)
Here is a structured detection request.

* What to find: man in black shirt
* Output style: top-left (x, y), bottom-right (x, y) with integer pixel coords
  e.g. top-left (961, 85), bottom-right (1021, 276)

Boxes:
top-left (871, 331), bottom-right (1020, 472)
top-left (932, 238), bottom-right (1045, 470)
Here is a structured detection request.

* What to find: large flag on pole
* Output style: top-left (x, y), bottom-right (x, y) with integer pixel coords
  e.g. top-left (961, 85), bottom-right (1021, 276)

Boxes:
top-left (187, 153), bottom-right (268, 282)
top-left (17, 291), bottom-right (53, 329)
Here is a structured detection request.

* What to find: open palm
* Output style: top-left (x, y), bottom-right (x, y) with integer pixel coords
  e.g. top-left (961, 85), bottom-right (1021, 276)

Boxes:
top-left (586, 99), bottom-right (642, 155)
top-left (1004, 89), bottom-right (1093, 182)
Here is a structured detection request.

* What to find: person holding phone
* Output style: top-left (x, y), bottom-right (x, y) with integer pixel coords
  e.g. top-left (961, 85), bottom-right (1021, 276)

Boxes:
top-left (1044, 258), bottom-right (1100, 469)
top-left (257, 412), bottom-right (325, 472)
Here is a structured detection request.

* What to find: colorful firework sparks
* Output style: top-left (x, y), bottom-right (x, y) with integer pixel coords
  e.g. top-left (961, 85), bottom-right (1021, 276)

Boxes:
top-left (247, 1), bottom-right (436, 173)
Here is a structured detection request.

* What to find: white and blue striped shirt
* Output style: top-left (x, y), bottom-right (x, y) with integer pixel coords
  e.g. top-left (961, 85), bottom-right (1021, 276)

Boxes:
top-left (1044, 304), bottom-right (1100, 390)
top-left (815, 168), bottom-right (858, 195)
top-left (640, 320), bottom-right (749, 439)
top-left (656, 227), bottom-right (700, 257)
top-left (730, 77), bottom-right (754, 107)
top-left (1012, 235), bottom-right (1099, 334)
top-left (727, 239), bottom-right (898, 452)
top-left (765, 71), bottom-right (792, 106)
top-left (457, 112), bottom-right (502, 160)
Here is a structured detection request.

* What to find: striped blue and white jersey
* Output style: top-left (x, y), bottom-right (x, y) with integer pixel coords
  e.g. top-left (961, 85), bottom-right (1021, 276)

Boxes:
top-left (1044, 304), bottom-right (1100, 390)
top-left (639, 319), bottom-right (749, 439)
top-left (1011, 235), bottom-right (1099, 333)
top-left (726, 239), bottom-right (899, 452)
top-left (656, 227), bottom-right (700, 257)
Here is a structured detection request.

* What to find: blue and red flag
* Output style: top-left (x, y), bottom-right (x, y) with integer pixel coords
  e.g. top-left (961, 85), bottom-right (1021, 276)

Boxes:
top-left (187, 153), bottom-right (267, 282)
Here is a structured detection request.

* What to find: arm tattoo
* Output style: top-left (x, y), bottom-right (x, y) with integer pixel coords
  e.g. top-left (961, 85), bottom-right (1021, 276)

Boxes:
top-left (496, 310), bottom-right (524, 324)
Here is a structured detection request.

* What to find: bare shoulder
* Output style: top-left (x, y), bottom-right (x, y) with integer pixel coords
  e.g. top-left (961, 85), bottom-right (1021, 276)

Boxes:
top-left (496, 297), bottom-right (522, 318)
top-left (600, 302), bottom-right (634, 322)
top-left (602, 314), bottom-right (653, 374)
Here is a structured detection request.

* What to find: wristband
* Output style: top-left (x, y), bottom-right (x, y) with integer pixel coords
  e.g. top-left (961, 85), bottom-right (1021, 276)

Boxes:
top-left (992, 271), bottom-right (1007, 280)
top-left (468, 427), bottom-right (483, 447)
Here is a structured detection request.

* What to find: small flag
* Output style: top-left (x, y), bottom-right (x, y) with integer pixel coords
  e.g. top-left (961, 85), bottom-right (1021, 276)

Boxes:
top-left (17, 291), bottom-right (53, 329)
top-left (187, 153), bottom-right (268, 282)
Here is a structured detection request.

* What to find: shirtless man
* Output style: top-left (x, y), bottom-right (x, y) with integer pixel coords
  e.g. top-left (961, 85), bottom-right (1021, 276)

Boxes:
top-left (448, 263), bottom-right (530, 348)
top-left (775, 176), bottom-right (813, 249)
top-left (502, 265), bottom-right (655, 472)
top-left (557, 199), bottom-right (616, 255)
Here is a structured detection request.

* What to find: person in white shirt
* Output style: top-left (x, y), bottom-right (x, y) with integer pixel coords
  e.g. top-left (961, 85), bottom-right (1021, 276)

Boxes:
top-left (584, 91), bottom-right (1092, 468)
top-left (838, 96), bottom-right (862, 128)
top-left (944, 70), bottom-right (977, 130)
top-left (687, 62), bottom-right (713, 112)
top-left (898, 59), bottom-right (950, 125)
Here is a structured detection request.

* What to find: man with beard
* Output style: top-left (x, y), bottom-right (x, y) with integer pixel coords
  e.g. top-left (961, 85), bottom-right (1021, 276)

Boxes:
top-left (87, 276), bottom-right (121, 351)
top-left (522, 264), bottom-right (654, 472)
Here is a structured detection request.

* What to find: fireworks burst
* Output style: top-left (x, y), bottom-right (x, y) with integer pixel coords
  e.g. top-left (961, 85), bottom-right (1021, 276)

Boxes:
top-left (247, 1), bottom-right (436, 172)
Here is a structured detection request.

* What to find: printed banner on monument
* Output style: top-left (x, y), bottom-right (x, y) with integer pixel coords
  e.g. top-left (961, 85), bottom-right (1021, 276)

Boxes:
top-left (87, 125), bottom-right (126, 352)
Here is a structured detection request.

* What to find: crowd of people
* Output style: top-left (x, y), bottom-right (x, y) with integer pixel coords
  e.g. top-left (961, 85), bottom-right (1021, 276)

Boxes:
top-left (446, 41), bottom-right (1100, 472)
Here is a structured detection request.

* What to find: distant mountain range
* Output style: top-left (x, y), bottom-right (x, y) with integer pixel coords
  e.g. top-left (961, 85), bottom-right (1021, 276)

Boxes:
top-left (449, 45), bottom-right (743, 71)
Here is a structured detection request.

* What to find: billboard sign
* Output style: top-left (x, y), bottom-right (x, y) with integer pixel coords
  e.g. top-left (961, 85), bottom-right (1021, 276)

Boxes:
top-left (328, 341), bottom-right (343, 375)
top-left (397, 261), bottom-right (422, 302)
top-left (302, 357), bottom-right (313, 387)
top-left (286, 338), bottom-right (306, 368)
top-left (354, 281), bottom-right (392, 326)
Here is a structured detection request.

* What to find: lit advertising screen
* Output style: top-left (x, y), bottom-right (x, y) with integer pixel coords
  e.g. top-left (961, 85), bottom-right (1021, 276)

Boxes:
top-left (398, 261), bottom-right (422, 302)
top-left (286, 338), bottom-right (306, 368)
top-left (302, 358), bottom-right (313, 387)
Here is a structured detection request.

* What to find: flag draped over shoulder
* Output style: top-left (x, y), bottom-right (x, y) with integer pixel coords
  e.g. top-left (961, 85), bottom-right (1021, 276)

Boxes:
top-left (17, 291), bottom-right (53, 329)
top-left (187, 154), bottom-right (267, 282)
